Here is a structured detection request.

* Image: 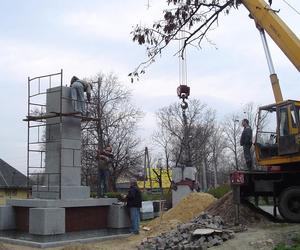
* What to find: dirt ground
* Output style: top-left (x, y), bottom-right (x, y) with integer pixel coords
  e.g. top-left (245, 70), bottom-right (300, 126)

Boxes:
top-left (1, 223), bottom-right (300, 250)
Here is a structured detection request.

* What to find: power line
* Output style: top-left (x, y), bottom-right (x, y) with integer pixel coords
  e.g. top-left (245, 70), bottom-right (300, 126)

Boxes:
top-left (282, 0), bottom-right (300, 16)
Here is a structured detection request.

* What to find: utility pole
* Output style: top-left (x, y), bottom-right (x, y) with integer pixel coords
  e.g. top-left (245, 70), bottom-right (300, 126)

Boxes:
top-left (96, 77), bottom-right (104, 197)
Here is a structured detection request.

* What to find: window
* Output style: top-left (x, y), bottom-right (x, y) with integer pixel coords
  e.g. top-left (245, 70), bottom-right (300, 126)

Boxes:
top-left (279, 107), bottom-right (288, 136)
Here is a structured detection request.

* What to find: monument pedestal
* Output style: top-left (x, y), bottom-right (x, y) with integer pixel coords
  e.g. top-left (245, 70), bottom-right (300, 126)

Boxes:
top-left (5, 198), bottom-right (119, 235)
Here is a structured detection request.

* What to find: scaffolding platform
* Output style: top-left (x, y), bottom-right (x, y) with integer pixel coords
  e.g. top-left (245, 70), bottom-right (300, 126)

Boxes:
top-left (24, 112), bottom-right (100, 122)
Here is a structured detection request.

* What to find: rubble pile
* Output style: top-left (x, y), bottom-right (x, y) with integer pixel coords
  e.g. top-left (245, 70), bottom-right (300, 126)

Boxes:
top-left (146, 193), bottom-right (216, 234)
top-left (139, 213), bottom-right (234, 250)
top-left (205, 192), bottom-right (271, 226)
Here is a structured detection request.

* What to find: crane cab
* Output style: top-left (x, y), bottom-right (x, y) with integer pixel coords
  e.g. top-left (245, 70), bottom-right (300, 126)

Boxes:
top-left (255, 100), bottom-right (300, 168)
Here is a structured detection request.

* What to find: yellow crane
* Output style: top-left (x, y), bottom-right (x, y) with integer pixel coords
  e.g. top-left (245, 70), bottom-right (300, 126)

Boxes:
top-left (231, 0), bottom-right (300, 223)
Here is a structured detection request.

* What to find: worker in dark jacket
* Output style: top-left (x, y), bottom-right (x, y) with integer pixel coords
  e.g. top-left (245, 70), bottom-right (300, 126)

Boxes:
top-left (98, 145), bottom-right (113, 197)
top-left (240, 118), bottom-right (253, 170)
top-left (126, 178), bottom-right (142, 234)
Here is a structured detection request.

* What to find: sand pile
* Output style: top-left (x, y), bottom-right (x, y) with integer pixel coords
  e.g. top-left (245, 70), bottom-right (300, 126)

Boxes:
top-left (205, 191), bottom-right (271, 226)
top-left (145, 192), bottom-right (216, 235)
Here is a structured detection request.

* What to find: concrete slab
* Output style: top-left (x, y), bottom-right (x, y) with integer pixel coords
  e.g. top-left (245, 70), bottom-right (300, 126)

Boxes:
top-left (7, 198), bottom-right (118, 208)
top-left (29, 208), bottom-right (65, 235)
top-left (0, 231), bottom-right (130, 249)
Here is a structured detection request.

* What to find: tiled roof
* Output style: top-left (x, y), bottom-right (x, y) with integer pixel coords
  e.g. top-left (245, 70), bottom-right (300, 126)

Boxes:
top-left (0, 158), bottom-right (27, 188)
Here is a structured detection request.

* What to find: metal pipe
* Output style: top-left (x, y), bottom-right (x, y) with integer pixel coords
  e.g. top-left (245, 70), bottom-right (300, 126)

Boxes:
top-left (59, 69), bottom-right (63, 199)
top-left (259, 29), bottom-right (275, 75)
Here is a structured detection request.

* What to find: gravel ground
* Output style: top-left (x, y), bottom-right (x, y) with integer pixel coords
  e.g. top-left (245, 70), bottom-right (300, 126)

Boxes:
top-left (1, 223), bottom-right (300, 250)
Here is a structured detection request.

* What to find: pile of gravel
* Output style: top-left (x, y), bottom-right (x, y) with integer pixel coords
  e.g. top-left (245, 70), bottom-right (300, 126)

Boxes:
top-left (206, 192), bottom-right (272, 226)
top-left (139, 213), bottom-right (234, 250)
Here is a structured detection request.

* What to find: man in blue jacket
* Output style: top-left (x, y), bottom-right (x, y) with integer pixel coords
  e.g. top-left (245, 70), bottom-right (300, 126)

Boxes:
top-left (126, 178), bottom-right (142, 234)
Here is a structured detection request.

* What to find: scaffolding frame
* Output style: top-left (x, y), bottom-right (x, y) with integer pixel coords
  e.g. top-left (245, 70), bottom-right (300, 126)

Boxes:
top-left (25, 70), bottom-right (99, 199)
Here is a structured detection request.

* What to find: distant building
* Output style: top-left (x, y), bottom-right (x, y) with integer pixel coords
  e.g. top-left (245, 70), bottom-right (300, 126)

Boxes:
top-left (138, 168), bottom-right (171, 190)
top-left (116, 168), bottom-right (172, 193)
top-left (0, 158), bottom-right (28, 204)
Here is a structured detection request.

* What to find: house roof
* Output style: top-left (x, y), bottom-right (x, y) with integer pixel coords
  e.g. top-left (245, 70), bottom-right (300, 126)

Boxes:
top-left (0, 158), bottom-right (27, 188)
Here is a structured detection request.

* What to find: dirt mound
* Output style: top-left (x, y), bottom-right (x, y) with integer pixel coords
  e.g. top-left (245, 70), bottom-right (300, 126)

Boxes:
top-left (145, 192), bottom-right (216, 235)
top-left (205, 192), bottom-right (271, 226)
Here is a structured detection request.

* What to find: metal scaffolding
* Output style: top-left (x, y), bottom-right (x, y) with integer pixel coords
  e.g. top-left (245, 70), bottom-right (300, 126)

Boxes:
top-left (24, 70), bottom-right (99, 199)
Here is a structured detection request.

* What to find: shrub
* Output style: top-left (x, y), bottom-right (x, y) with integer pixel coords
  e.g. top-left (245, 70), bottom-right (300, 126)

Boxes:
top-left (207, 184), bottom-right (231, 199)
top-left (104, 191), bottom-right (122, 198)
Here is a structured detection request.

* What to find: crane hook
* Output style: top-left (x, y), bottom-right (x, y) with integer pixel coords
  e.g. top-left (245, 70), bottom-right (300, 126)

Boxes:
top-left (181, 99), bottom-right (188, 110)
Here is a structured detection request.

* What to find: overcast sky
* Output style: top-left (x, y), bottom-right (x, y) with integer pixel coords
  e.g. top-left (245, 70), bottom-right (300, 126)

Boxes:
top-left (0, 0), bottom-right (299, 174)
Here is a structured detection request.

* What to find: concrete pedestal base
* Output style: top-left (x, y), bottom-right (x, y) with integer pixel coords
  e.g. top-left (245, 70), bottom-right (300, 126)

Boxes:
top-left (5, 198), bottom-right (118, 235)
top-left (29, 208), bottom-right (65, 235)
top-left (107, 205), bottom-right (130, 228)
top-left (0, 206), bottom-right (15, 230)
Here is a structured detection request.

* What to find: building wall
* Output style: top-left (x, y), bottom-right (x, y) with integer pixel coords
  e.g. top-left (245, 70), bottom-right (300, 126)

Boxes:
top-left (0, 189), bottom-right (27, 205)
top-left (138, 168), bottom-right (172, 189)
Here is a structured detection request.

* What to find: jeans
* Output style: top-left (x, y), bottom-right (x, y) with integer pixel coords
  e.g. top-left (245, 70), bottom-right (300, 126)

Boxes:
top-left (97, 169), bottom-right (109, 197)
top-left (71, 81), bottom-right (85, 114)
top-left (129, 207), bottom-right (140, 233)
top-left (243, 145), bottom-right (252, 170)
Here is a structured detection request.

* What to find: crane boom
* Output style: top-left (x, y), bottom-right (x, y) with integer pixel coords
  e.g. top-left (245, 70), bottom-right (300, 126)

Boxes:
top-left (242, 0), bottom-right (300, 72)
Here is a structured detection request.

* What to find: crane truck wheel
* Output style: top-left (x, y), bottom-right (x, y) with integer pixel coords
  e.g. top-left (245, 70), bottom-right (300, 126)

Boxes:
top-left (278, 186), bottom-right (300, 222)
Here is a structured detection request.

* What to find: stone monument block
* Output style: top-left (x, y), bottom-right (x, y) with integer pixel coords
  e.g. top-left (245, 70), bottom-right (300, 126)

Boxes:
top-left (107, 205), bottom-right (130, 228)
top-left (32, 86), bottom-right (90, 199)
top-left (0, 206), bottom-right (16, 230)
top-left (29, 207), bottom-right (65, 235)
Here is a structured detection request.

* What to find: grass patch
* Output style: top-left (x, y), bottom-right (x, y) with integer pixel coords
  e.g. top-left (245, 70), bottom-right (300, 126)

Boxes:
top-left (274, 235), bottom-right (300, 250)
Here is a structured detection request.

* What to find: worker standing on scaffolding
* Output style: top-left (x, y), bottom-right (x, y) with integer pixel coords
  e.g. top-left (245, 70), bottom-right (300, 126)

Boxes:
top-left (98, 145), bottom-right (113, 197)
top-left (70, 76), bottom-right (92, 115)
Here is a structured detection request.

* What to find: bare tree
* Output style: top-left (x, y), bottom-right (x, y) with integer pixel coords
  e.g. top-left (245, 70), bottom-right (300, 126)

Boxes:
top-left (207, 125), bottom-right (227, 187)
top-left (130, 0), bottom-right (235, 79)
top-left (222, 113), bottom-right (242, 170)
top-left (81, 72), bottom-right (144, 192)
top-left (153, 99), bottom-right (216, 190)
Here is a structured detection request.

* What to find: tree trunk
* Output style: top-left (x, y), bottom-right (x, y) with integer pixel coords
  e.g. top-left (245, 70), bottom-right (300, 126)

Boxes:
top-left (202, 160), bottom-right (208, 191)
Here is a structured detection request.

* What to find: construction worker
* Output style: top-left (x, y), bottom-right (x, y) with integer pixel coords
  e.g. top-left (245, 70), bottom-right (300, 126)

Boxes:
top-left (240, 118), bottom-right (253, 170)
top-left (126, 178), bottom-right (142, 234)
top-left (98, 145), bottom-right (113, 197)
top-left (70, 76), bottom-right (92, 115)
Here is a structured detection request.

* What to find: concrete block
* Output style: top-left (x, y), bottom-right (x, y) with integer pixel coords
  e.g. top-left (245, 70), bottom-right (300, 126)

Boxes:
top-left (140, 212), bottom-right (154, 220)
top-left (153, 200), bottom-right (165, 217)
top-left (0, 205), bottom-right (16, 230)
top-left (140, 201), bottom-right (154, 220)
top-left (172, 166), bottom-right (196, 182)
top-left (60, 186), bottom-right (90, 200)
top-left (32, 186), bottom-right (90, 200)
top-left (107, 205), bottom-right (130, 228)
top-left (172, 186), bottom-right (193, 206)
top-left (29, 207), bottom-right (65, 235)
top-left (60, 167), bottom-right (81, 185)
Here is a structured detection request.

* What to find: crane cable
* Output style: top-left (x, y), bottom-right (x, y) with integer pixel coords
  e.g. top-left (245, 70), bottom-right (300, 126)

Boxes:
top-left (282, 0), bottom-right (300, 16)
top-left (178, 29), bottom-right (188, 87)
